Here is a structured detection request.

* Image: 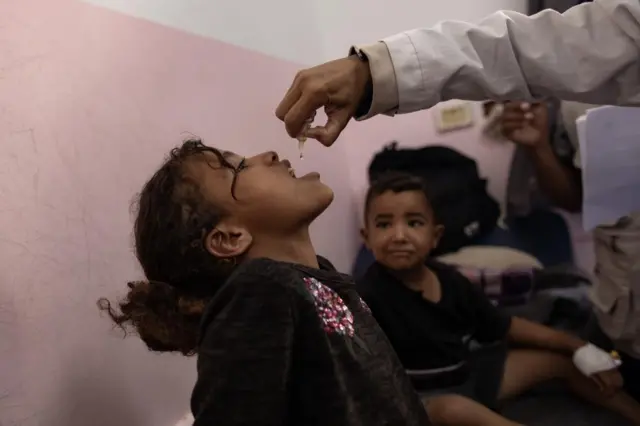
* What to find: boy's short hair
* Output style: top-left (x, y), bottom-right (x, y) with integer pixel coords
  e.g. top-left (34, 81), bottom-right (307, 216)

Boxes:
top-left (364, 172), bottom-right (435, 223)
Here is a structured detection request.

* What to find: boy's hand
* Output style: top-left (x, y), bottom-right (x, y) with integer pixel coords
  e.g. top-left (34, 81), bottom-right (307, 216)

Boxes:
top-left (591, 369), bottom-right (624, 397)
top-left (500, 102), bottom-right (549, 148)
top-left (573, 343), bottom-right (624, 396)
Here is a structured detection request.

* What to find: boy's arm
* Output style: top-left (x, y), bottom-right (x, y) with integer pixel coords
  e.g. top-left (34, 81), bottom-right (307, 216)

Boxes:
top-left (466, 268), bottom-right (585, 354)
top-left (507, 316), bottom-right (585, 355)
top-left (191, 273), bottom-right (295, 426)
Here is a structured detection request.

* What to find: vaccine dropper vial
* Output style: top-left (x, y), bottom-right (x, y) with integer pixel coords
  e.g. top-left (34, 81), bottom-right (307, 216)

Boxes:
top-left (298, 112), bottom-right (316, 160)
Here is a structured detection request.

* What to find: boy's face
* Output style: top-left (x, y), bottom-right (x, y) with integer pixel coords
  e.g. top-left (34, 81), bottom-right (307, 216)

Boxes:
top-left (362, 190), bottom-right (443, 271)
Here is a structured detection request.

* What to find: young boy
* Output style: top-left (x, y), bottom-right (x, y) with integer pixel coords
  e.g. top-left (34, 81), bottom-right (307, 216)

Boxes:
top-left (357, 172), bottom-right (640, 426)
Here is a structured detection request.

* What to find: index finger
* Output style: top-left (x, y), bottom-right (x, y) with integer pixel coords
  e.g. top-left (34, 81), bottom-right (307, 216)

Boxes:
top-left (283, 91), bottom-right (325, 138)
top-left (275, 79), bottom-right (302, 121)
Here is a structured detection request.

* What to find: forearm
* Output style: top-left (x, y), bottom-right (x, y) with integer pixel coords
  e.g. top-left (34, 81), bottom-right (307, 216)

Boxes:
top-left (356, 0), bottom-right (640, 118)
top-left (508, 317), bottom-right (585, 355)
top-left (527, 142), bottom-right (583, 212)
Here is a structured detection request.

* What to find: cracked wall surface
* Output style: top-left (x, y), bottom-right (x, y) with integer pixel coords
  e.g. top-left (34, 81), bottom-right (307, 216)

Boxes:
top-left (0, 1), bottom-right (357, 424)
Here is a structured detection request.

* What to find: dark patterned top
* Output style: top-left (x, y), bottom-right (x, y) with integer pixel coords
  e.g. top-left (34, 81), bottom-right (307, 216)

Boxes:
top-left (357, 260), bottom-right (512, 388)
top-left (191, 257), bottom-right (430, 426)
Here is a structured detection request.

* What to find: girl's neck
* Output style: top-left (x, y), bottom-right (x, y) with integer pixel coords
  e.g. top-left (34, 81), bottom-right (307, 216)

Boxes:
top-left (246, 228), bottom-right (319, 269)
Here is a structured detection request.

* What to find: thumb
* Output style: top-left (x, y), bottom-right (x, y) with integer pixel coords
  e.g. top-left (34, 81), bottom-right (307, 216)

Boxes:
top-left (306, 109), bottom-right (351, 147)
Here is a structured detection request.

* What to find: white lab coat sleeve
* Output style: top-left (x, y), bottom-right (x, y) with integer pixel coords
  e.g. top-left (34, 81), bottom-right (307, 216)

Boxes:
top-left (378, 0), bottom-right (640, 114)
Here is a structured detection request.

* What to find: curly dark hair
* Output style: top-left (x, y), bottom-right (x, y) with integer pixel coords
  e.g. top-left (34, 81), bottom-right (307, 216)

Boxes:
top-left (364, 171), bottom-right (438, 224)
top-left (98, 139), bottom-right (237, 356)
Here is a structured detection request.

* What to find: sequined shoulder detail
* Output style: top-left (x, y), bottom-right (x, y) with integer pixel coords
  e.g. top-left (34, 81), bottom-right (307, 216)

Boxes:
top-left (359, 297), bottom-right (371, 314)
top-left (303, 277), bottom-right (354, 337)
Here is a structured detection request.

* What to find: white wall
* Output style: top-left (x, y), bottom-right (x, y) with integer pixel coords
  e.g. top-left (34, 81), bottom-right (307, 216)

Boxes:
top-left (83, 0), bottom-right (324, 64)
top-left (84, 0), bottom-right (527, 65)
top-left (313, 0), bottom-right (527, 61)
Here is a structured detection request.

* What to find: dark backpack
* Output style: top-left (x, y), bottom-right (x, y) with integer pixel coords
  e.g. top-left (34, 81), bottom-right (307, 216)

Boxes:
top-left (368, 143), bottom-right (500, 256)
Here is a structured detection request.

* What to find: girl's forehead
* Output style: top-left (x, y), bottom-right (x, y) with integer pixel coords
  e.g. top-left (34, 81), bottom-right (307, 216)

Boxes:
top-left (220, 150), bottom-right (243, 165)
top-left (192, 149), bottom-right (239, 167)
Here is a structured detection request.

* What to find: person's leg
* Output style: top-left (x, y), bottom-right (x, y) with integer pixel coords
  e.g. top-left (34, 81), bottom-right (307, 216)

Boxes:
top-left (499, 349), bottom-right (640, 425)
top-left (425, 394), bottom-right (522, 426)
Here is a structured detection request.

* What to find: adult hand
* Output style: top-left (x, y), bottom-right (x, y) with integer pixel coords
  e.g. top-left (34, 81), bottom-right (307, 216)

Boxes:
top-left (275, 56), bottom-right (372, 147)
top-left (500, 101), bottom-right (549, 148)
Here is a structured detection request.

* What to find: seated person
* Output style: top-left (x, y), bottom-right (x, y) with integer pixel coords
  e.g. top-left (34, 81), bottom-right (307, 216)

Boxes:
top-left (500, 100), bottom-right (640, 402)
top-left (356, 172), bottom-right (640, 426)
top-left (99, 140), bottom-right (430, 426)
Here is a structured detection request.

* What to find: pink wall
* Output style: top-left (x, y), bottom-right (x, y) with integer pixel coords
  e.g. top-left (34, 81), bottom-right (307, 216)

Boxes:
top-left (0, 1), bottom-right (358, 425)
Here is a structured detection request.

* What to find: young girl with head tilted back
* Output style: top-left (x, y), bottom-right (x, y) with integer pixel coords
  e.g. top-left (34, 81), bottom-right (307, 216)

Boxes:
top-left (99, 140), bottom-right (431, 426)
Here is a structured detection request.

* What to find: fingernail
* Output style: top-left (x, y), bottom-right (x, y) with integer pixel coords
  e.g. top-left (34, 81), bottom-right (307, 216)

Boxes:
top-left (520, 102), bottom-right (531, 111)
top-left (525, 112), bottom-right (534, 120)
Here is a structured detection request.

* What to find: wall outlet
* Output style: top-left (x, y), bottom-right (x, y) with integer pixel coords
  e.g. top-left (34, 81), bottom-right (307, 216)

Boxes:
top-left (433, 101), bottom-right (474, 133)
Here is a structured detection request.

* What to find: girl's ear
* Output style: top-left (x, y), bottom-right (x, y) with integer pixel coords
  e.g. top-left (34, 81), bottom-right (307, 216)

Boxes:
top-left (204, 220), bottom-right (253, 259)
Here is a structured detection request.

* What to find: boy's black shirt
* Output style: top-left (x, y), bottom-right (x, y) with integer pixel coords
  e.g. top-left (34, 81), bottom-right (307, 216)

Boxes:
top-left (191, 256), bottom-right (430, 426)
top-left (357, 259), bottom-right (512, 386)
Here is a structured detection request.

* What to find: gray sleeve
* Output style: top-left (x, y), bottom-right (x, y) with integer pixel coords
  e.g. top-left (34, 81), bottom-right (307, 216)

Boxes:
top-left (377, 0), bottom-right (640, 115)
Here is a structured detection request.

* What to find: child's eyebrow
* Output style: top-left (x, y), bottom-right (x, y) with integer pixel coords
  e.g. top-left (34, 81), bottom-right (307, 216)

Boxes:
top-left (373, 213), bottom-right (393, 219)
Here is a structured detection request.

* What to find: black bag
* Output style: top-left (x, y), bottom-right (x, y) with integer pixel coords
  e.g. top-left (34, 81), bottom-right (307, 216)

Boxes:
top-left (368, 143), bottom-right (500, 256)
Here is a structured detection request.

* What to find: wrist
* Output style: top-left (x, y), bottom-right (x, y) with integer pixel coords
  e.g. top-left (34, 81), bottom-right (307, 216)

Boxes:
top-left (349, 51), bottom-right (372, 81)
top-left (350, 42), bottom-right (397, 120)
top-left (349, 53), bottom-right (373, 118)
top-left (573, 343), bottom-right (622, 376)
top-left (568, 339), bottom-right (588, 354)
top-left (526, 138), bottom-right (553, 155)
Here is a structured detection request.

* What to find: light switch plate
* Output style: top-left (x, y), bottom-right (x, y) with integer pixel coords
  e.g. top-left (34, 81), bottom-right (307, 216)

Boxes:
top-left (433, 101), bottom-right (474, 133)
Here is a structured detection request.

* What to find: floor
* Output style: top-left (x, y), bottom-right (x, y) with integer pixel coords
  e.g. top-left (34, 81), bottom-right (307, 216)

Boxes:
top-left (502, 389), bottom-right (631, 426)
top-left (503, 384), bottom-right (632, 425)
top-left (487, 295), bottom-right (634, 426)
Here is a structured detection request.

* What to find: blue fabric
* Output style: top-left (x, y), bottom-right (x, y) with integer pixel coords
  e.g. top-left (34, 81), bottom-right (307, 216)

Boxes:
top-left (486, 209), bottom-right (573, 268)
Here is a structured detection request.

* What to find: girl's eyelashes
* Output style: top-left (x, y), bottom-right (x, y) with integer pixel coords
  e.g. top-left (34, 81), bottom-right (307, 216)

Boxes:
top-left (235, 158), bottom-right (247, 172)
top-left (207, 148), bottom-right (235, 171)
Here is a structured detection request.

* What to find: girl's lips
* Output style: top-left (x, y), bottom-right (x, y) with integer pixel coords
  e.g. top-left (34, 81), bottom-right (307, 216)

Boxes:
top-left (299, 172), bottom-right (320, 180)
